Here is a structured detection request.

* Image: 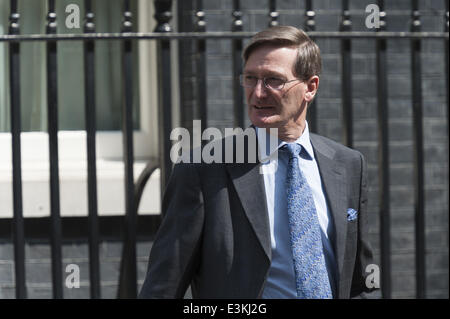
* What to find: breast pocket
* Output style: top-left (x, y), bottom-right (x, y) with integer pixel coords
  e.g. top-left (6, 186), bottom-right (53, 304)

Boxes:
top-left (347, 218), bottom-right (358, 234)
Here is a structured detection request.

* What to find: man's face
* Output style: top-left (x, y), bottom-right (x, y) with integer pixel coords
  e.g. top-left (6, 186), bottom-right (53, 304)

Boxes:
top-left (243, 44), bottom-right (317, 135)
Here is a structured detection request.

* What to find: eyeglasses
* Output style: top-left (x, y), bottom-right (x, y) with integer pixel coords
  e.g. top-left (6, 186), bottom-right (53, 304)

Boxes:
top-left (239, 74), bottom-right (300, 91)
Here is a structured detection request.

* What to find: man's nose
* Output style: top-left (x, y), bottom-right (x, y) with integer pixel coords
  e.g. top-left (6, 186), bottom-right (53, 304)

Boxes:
top-left (253, 79), bottom-right (268, 98)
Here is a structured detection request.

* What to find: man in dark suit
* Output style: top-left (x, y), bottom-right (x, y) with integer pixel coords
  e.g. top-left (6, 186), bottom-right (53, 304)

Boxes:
top-left (139, 26), bottom-right (377, 299)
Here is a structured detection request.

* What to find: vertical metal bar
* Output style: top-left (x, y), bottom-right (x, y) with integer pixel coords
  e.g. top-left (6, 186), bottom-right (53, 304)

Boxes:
top-left (445, 1), bottom-right (449, 134)
top-left (46, 0), bottom-right (63, 299)
top-left (154, 0), bottom-right (173, 194)
top-left (117, 0), bottom-right (137, 299)
top-left (305, 0), bottom-right (317, 133)
top-left (195, 0), bottom-right (207, 135)
top-left (83, 0), bottom-right (100, 299)
top-left (410, 0), bottom-right (426, 299)
top-left (9, 0), bottom-right (27, 299)
top-left (268, 0), bottom-right (279, 27)
top-left (304, 0), bottom-right (315, 32)
top-left (376, 0), bottom-right (391, 299)
top-left (340, 0), bottom-right (353, 148)
top-left (232, 0), bottom-right (244, 128)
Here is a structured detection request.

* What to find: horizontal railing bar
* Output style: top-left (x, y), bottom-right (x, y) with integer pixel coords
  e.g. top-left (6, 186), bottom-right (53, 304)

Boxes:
top-left (0, 31), bottom-right (448, 42)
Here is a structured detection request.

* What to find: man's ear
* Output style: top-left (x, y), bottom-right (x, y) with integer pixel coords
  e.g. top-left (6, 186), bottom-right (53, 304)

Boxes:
top-left (304, 76), bottom-right (319, 102)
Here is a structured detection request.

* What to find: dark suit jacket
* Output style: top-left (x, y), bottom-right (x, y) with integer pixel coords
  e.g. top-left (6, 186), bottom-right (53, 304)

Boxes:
top-left (139, 132), bottom-right (376, 299)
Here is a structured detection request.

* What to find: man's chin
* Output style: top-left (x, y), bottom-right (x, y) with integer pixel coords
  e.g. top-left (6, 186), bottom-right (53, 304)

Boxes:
top-left (249, 116), bottom-right (280, 129)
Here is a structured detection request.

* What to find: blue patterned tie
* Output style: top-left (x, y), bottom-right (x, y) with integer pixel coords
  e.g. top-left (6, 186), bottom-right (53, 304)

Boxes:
top-left (283, 143), bottom-right (332, 299)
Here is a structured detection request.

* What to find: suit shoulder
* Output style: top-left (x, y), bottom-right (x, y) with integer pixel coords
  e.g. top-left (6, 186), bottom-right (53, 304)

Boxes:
top-left (310, 133), bottom-right (364, 160)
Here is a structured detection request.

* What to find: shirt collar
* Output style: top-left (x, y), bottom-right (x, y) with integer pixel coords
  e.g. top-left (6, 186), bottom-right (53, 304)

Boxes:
top-left (256, 121), bottom-right (315, 162)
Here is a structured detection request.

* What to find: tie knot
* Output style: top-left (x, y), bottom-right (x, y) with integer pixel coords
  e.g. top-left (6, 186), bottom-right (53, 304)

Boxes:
top-left (283, 143), bottom-right (301, 159)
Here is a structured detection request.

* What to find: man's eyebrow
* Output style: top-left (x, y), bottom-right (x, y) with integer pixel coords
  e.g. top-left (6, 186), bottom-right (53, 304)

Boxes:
top-left (243, 70), bottom-right (286, 78)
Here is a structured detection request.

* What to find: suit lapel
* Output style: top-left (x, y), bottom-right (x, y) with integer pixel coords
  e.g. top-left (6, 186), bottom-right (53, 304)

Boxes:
top-left (226, 162), bottom-right (271, 261)
top-left (310, 135), bottom-right (348, 283)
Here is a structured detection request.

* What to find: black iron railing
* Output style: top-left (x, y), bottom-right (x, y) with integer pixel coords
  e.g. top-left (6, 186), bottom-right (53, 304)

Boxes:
top-left (1, 0), bottom-right (448, 299)
top-left (375, 0), bottom-right (391, 299)
top-left (83, 0), bottom-right (100, 300)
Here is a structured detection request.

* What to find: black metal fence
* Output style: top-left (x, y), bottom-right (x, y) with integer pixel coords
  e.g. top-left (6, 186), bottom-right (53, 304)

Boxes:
top-left (0, 0), bottom-right (448, 299)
